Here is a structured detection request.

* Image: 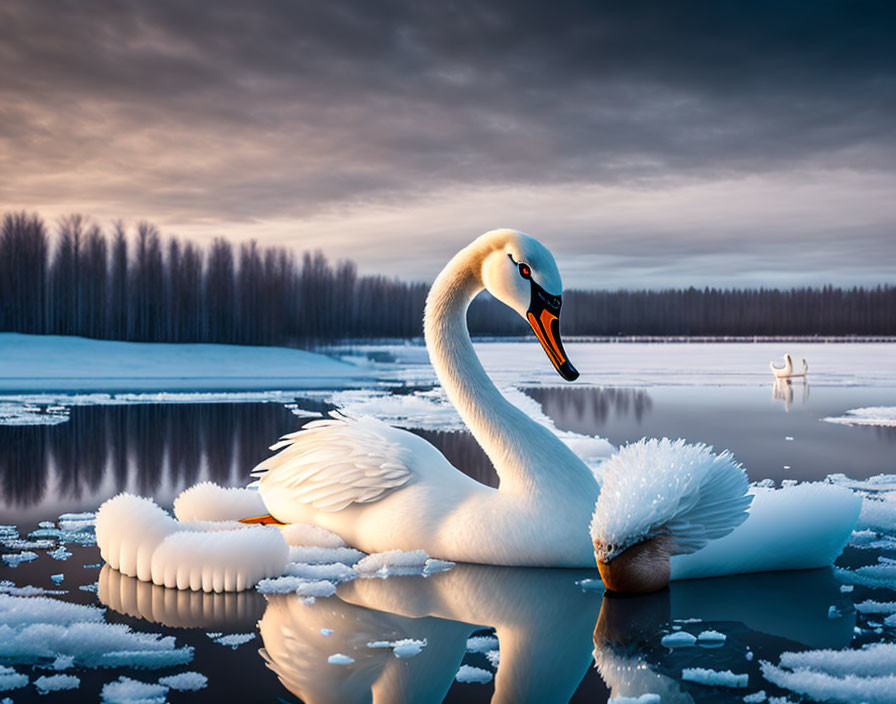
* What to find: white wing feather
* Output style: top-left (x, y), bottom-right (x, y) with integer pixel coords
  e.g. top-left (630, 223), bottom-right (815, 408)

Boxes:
top-left (590, 438), bottom-right (752, 560)
top-left (251, 413), bottom-right (415, 512)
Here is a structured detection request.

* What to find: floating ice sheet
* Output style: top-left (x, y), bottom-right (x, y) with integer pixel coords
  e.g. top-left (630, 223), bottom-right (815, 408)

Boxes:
top-left (823, 407), bottom-right (896, 428)
top-left (761, 644), bottom-right (896, 703)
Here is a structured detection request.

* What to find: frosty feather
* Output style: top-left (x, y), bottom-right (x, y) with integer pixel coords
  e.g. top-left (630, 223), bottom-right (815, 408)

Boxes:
top-left (590, 438), bottom-right (752, 563)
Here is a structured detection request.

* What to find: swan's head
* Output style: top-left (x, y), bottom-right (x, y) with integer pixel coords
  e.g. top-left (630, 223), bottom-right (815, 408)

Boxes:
top-left (479, 229), bottom-right (578, 381)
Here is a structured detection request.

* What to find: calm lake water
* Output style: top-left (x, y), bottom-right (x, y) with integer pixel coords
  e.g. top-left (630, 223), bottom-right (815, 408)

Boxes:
top-left (1, 346), bottom-right (895, 703)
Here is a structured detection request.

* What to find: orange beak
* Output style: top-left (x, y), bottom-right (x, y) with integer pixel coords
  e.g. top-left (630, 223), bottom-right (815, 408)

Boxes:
top-left (527, 283), bottom-right (578, 381)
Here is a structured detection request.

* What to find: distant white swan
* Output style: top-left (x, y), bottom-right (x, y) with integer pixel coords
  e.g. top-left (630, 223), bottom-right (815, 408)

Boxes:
top-left (771, 353), bottom-right (808, 378)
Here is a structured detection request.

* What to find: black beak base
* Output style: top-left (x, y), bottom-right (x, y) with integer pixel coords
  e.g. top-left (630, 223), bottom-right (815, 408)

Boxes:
top-left (526, 281), bottom-right (579, 382)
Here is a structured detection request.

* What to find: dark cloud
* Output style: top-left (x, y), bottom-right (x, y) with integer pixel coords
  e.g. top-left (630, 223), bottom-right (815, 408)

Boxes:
top-left (1, 0), bottom-right (895, 286)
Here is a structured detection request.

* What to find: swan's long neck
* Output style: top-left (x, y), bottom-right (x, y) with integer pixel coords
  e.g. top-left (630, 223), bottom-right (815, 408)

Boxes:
top-left (424, 242), bottom-right (593, 499)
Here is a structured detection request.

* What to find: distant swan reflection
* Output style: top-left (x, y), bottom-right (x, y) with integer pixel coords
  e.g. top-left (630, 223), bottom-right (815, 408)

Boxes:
top-left (100, 564), bottom-right (853, 703)
top-left (772, 378), bottom-right (809, 412)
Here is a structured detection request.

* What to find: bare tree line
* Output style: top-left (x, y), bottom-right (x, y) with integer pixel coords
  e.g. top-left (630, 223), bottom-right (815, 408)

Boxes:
top-left (1, 211), bottom-right (894, 342)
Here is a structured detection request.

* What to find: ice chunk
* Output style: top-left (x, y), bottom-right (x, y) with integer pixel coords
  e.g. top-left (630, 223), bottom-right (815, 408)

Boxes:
top-left (50, 574), bottom-right (64, 584)
top-left (455, 665), bottom-right (493, 684)
top-left (0, 599), bottom-right (192, 670)
top-left (0, 593), bottom-right (103, 628)
top-left (855, 601), bottom-right (896, 614)
top-left (48, 547), bottom-right (72, 560)
top-left (355, 549), bottom-right (429, 577)
top-left (50, 655), bottom-right (74, 670)
top-left (697, 629), bottom-right (726, 643)
top-left (328, 653), bottom-right (354, 665)
top-left (840, 584), bottom-right (854, 592)
top-left (58, 512), bottom-right (95, 532)
top-left (661, 631), bottom-right (697, 647)
top-left (353, 549), bottom-right (454, 578)
top-left (255, 576), bottom-right (337, 598)
top-left (608, 695), bottom-right (661, 704)
top-left (96, 493), bottom-right (289, 592)
top-left (288, 546), bottom-right (365, 566)
top-left (835, 563), bottom-right (896, 589)
top-left (486, 649), bottom-right (500, 668)
top-left (827, 606), bottom-right (842, 619)
top-left (321, 628), bottom-right (333, 636)
top-left (761, 657), bottom-right (896, 702)
top-left (157, 672), bottom-right (207, 691)
top-left (97, 649), bottom-right (193, 669)
top-left (284, 562), bottom-right (356, 583)
top-left (210, 633), bottom-right (255, 649)
top-left (775, 642), bottom-right (896, 677)
top-left (682, 667), bottom-right (748, 688)
top-left (391, 638), bottom-right (426, 659)
top-left (0, 582), bottom-right (65, 596)
top-left (101, 676), bottom-right (167, 704)
top-left (2, 551), bottom-right (38, 567)
top-left (34, 673), bottom-right (80, 693)
top-left (576, 578), bottom-right (603, 591)
top-left (0, 665), bottom-right (28, 691)
top-left (466, 635), bottom-right (499, 653)
top-left (743, 692), bottom-right (766, 703)
top-left (3, 539), bottom-right (54, 550)
top-left (423, 558), bottom-right (455, 575)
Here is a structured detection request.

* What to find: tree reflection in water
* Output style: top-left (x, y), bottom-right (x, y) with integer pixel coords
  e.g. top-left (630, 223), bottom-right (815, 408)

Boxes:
top-left (523, 387), bottom-right (653, 435)
top-left (0, 403), bottom-right (505, 513)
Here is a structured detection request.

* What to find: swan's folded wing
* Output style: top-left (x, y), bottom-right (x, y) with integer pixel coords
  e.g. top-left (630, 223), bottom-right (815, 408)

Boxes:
top-left (250, 414), bottom-right (414, 512)
top-left (590, 438), bottom-right (752, 561)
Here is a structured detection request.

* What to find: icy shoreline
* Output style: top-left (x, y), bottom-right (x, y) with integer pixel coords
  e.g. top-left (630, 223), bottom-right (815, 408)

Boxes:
top-left (0, 333), bottom-right (370, 393)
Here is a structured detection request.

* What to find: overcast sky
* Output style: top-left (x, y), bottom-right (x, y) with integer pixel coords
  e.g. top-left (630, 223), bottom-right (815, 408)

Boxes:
top-left (2, 1), bottom-right (895, 288)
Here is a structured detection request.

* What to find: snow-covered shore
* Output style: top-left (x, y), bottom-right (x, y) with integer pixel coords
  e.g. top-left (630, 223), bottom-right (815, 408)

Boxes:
top-left (0, 334), bottom-right (370, 392)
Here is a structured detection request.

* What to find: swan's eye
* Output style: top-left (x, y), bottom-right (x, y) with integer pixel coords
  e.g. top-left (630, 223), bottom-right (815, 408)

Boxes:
top-left (518, 263), bottom-right (532, 279)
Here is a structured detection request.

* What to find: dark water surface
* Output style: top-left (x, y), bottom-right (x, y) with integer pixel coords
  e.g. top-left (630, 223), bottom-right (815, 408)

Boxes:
top-left (1, 383), bottom-right (894, 703)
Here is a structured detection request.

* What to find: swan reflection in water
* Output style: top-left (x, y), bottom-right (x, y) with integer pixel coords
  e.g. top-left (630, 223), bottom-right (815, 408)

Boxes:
top-left (100, 562), bottom-right (853, 704)
top-left (772, 377), bottom-right (809, 412)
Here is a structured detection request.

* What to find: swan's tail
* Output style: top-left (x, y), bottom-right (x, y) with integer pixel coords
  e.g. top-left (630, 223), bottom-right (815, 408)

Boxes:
top-left (96, 493), bottom-right (289, 592)
top-left (591, 438), bottom-right (752, 564)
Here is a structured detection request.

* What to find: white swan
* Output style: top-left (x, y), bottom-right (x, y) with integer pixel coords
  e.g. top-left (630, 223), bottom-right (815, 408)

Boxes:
top-left (771, 353), bottom-right (808, 378)
top-left (249, 229), bottom-right (601, 566)
top-left (95, 229), bottom-right (861, 593)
